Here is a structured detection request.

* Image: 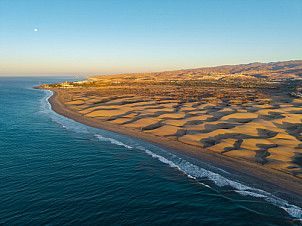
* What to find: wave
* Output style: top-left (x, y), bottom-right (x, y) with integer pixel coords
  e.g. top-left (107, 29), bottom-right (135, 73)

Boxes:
top-left (39, 90), bottom-right (92, 134)
top-left (39, 89), bottom-right (53, 113)
top-left (40, 89), bottom-right (302, 220)
top-left (95, 135), bottom-right (133, 149)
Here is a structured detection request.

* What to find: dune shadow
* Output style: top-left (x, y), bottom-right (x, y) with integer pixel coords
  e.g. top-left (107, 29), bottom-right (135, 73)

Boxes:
top-left (257, 128), bottom-right (278, 138)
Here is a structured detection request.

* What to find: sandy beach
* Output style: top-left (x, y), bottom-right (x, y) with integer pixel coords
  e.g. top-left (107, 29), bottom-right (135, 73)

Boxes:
top-left (42, 86), bottom-right (302, 203)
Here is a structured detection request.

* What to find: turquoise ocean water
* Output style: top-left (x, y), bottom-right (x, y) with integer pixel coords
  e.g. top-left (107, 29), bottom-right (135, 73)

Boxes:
top-left (0, 77), bottom-right (302, 225)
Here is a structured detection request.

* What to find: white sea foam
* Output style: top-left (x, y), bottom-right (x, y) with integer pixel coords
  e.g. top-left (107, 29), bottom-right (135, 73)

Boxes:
top-left (199, 182), bottom-right (211, 188)
top-left (95, 135), bottom-right (133, 149)
top-left (40, 90), bottom-right (92, 134)
top-left (235, 190), bottom-right (267, 198)
top-left (39, 90), bottom-right (53, 114)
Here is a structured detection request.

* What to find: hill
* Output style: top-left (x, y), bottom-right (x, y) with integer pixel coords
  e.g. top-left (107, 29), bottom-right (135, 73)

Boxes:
top-left (91, 60), bottom-right (302, 82)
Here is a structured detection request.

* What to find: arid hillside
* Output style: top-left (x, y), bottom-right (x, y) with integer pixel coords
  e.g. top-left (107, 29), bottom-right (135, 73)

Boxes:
top-left (92, 60), bottom-right (302, 81)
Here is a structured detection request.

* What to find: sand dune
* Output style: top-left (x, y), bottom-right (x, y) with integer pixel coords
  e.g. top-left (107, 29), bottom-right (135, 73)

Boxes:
top-left (55, 88), bottom-right (302, 178)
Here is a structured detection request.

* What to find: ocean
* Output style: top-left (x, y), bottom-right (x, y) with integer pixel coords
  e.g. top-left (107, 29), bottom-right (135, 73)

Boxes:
top-left (0, 76), bottom-right (301, 225)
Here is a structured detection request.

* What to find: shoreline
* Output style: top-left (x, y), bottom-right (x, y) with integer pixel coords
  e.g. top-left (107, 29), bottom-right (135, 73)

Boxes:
top-left (45, 88), bottom-right (302, 204)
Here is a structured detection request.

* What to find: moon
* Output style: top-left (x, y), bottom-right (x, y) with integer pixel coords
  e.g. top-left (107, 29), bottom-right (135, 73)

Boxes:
top-left (34, 28), bottom-right (38, 32)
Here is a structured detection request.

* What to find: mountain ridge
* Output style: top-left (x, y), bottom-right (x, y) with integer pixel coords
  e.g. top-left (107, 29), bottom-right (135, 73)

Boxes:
top-left (92, 60), bottom-right (302, 80)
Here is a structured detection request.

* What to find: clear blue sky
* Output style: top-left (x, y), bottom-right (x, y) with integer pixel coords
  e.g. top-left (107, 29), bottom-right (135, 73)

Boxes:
top-left (0, 0), bottom-right (301, 76)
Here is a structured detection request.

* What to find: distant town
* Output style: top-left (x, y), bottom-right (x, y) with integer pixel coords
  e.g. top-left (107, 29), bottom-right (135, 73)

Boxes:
top-left (41, 60), bottom-right (302, 98)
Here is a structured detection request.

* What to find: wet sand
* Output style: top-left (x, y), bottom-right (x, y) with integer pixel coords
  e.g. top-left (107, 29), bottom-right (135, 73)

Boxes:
top-left (45, 88), bottom-right (302, 203)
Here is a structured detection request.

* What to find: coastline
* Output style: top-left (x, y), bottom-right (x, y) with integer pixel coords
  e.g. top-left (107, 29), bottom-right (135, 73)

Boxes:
top-left (46, 88), bottom-right (302, 204)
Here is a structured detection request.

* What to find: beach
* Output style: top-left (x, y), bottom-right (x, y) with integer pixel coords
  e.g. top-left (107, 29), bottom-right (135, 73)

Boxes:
top-left (44, 86), bottom-right (302, 203)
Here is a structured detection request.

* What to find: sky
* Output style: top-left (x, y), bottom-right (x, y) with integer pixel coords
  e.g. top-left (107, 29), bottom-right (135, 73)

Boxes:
top-left (0, 0), bottom-right (302, 76)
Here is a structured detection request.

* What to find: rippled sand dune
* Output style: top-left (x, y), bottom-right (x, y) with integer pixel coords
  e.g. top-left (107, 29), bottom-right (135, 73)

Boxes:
top-left (59, 89), bottom-right (302, 178)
